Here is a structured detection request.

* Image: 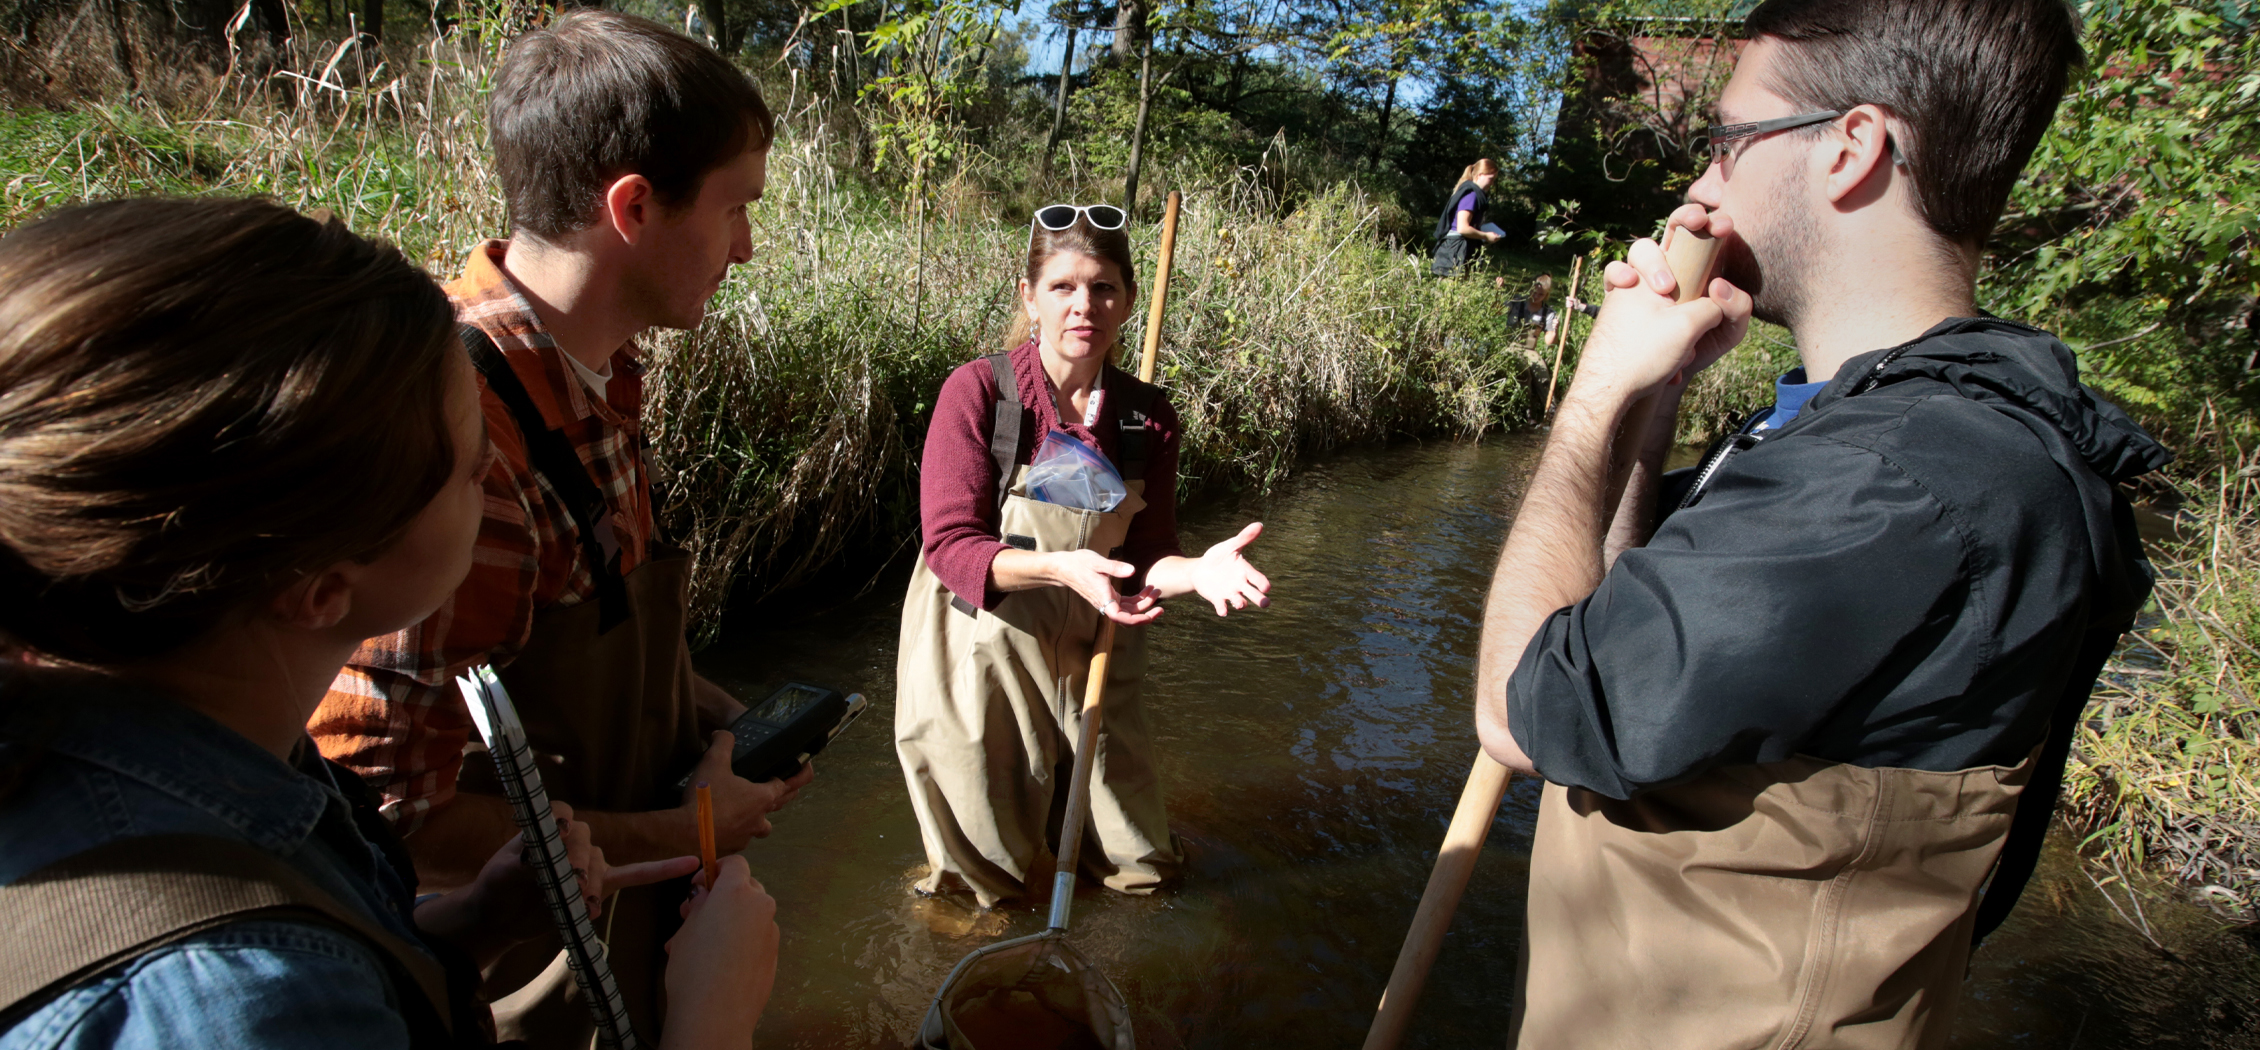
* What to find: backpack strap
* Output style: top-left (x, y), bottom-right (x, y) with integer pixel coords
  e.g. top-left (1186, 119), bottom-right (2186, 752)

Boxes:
top-left (984, 352), bottom-right (1025, 512)
top-left (460, 324), bottom-right (630, 635)
top-left (0, 834), bottom-right (457, 1043)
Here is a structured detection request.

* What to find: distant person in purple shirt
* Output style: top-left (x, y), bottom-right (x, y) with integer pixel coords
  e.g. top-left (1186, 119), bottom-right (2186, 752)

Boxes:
top-left (1431, 157), bottom-right (1504, 277)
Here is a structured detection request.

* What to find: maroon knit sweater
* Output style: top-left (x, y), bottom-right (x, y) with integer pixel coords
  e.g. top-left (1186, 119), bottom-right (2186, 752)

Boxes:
top-left (919, 342), bottom-right (1185, 610)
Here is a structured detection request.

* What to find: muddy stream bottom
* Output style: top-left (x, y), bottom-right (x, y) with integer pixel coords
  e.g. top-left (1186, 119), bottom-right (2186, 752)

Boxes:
top-left (696, 436), bottom-right (2260, 1049)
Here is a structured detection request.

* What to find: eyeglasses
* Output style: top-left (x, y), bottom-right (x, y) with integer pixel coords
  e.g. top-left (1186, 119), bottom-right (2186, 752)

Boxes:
top-left (1033, 204), bottom-right (1126, 232)
top-left (1703, 110), bottom-right (1844, 167)
top-left (1702, 109), bottom-right (1908, 174)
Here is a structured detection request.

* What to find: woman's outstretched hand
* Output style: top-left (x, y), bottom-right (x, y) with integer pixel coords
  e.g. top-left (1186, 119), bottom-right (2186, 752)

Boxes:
top-left (991, 527), bottom-right (1275, 623)
top-left (1188, 522), bottom-right (1271, 615)
top-left (1141, 522), bottom-right (1272, 616)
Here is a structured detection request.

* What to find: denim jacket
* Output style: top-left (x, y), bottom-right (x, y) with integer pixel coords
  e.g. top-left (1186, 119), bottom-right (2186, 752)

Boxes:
top-left (0, 674), bottom-right (438, 1049)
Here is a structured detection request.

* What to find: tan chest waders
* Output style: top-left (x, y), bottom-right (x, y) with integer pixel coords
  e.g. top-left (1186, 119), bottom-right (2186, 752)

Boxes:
top-left (895, 353), bottom-right (1183, 908)
top-left (1513, 750), bottom-right (2036, 1050)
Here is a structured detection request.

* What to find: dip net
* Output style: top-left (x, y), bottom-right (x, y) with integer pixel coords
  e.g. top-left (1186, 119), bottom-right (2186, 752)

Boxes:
top-left (916, 929), bottom-right (1133, 1050)
top-left (919, 658), bottom-right (1136, 1050)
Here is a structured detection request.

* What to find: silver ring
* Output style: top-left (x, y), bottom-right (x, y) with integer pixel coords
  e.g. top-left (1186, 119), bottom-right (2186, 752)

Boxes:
top-left (1101, 598), bottom-right (1118, 613)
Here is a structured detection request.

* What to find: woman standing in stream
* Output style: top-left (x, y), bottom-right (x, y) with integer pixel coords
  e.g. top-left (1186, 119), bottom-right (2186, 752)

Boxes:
top-left (895, 205), bottom-right (1273, 909)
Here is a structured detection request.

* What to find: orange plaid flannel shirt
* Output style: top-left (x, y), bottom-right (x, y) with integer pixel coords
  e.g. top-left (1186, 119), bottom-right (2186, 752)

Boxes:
top-left (311, 241), bottom-right (658, 832)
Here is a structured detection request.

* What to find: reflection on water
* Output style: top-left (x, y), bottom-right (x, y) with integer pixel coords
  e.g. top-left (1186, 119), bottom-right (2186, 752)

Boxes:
top-left (697, 437), bottom-right (2260, 1049)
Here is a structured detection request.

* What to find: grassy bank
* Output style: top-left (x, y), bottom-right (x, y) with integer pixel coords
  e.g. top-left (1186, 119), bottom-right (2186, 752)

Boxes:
top-left (2, 34), bottom-right (1547, 633)
top-left (17, 14), bottom-right (2248, 921)
top-left (2067, 450), bottom-right (2260, 921)
top-left (648, 153), bottom-right (1542, 623)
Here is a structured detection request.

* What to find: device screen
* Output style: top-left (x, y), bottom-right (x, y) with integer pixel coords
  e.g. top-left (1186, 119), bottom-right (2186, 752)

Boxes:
top-left (754, 683), bottom-right (829, 724)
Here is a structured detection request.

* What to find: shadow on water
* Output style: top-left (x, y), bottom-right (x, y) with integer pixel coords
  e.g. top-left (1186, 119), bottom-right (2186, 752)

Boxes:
top-left (696, 436), bottom-right (2260, 1049)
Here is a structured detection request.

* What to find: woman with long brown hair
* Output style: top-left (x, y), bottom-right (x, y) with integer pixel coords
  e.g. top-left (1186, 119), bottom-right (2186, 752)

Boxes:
top-left (0, 198), bottom-right (774, 1049)
top-left (1431, 157), bottom-right (1505, 276)
top-left (894, 204), bottom-right (1272, 909)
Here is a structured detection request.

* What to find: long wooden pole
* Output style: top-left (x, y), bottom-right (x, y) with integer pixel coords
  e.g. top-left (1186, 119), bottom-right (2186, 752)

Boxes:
top-left (1361, 216), bottom-right (1724, 1050)
top-left (1360, 753), bottom-right (1513, 1050)
top-left (1138, 190), bottom-right (1182, 384)
top-left (1604, 224), bottom-right (1722, 516)
top-left (1048, 619), bottom-right (1115, 931)
top-left (1541, 254), bottom-right (1586, 416)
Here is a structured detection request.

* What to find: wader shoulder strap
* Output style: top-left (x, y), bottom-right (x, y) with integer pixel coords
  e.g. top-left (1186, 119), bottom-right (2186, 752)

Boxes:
top-left (1107, 367), bottom-right (1160, 483)
top-left (0, 834), bottom-right (457, 1044)
top-left (1971, 624), bottom-right (2126, 946)
top-left (985, 353), bottom-right (1025, 512)
top-left (460, 324), bottom-right (630, 635)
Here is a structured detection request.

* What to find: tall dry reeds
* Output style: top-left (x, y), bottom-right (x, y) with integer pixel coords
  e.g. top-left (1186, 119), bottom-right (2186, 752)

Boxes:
top-left (2066, 434), bottom-right (2260, 921)
top-left (5, 26), bottom-right (1544, 632)
top-left (643, 106), bottom-right (1541, 630)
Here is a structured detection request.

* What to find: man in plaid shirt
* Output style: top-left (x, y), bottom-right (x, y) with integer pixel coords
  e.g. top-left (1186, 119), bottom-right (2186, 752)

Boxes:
top-left (311, 10), bottom-right (806, 1038)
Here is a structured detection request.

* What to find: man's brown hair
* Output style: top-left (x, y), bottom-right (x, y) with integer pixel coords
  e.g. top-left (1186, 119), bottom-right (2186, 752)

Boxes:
top-left (0, 198), bottom-right (459, 665)
top-left (490, 10), bottom-right (776, 239)
top-left (1743, 0), bottom-right (2084, 247)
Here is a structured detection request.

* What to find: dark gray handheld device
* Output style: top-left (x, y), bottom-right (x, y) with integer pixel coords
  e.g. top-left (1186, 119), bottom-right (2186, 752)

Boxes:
top-left (675, 683), bottom-right (867, 791)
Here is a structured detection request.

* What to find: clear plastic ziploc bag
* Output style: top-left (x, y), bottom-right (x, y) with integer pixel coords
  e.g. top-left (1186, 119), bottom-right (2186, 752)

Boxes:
top-left (1024, 430), bottom-right (1127, 512)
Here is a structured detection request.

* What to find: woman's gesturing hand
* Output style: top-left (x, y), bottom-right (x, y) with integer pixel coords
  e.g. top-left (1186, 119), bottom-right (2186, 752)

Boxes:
top-left (1048, 548), bottom-right (1164, 625)
top-left (1188, 522), bottom-right (1271, 616)
top-left (1140, 521), bottom-right (1273, 616)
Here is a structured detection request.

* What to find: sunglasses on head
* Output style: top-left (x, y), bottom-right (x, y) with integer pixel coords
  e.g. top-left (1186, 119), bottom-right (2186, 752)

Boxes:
top-left (1032, 204), bottom-right (1127, 232)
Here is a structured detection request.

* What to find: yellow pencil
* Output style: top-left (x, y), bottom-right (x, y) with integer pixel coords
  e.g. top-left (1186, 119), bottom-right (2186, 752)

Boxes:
top-left (695, 781), bottom-right (717, 888)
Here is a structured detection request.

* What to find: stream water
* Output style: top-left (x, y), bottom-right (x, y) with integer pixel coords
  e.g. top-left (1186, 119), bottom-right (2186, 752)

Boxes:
top-left (696, 436), bottom-right (2260, 1049)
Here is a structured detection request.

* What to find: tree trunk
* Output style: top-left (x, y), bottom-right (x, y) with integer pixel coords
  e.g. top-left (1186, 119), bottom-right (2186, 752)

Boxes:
top-left (1042, 23), bottom-right (1077, 176)
top-left (1226, 48), bottom-right (1246, 114)
top-left (253, 0), bottom-right (288, 45)
top-left (1369, 74), bottom-right (1398, 170)
top-left (103, 0), bottom-right (137, 90)
top-left (1122, 39), bottom-right (1151, 216)
top-left (708, 0), bottom-right (731, 55)
top-left (359, 0), bottom-right (381, 40)
top-left (1111, 0), bottom-right (1141, 59)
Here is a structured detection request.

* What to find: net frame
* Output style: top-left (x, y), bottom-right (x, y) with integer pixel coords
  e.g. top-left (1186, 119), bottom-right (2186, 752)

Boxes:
top-left (917, 929), bottom-right (1134, 1050)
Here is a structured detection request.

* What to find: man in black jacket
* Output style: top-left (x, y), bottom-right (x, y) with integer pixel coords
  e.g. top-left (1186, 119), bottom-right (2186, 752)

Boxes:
top-left (1473, 1), bottom-right (2170, 1046)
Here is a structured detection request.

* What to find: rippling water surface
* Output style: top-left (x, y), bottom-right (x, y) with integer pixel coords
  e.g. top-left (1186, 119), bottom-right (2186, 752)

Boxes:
top-left (698, 437), bottom-right (2260, 1049)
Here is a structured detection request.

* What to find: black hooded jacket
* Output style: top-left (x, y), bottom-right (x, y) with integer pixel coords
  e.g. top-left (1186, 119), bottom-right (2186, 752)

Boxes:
top-left (1508, 318), bottom-right (2171, 800)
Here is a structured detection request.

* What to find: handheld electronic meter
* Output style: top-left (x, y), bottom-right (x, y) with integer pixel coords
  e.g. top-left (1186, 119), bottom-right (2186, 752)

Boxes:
top-left (675, 682), bottom-right (868, 791)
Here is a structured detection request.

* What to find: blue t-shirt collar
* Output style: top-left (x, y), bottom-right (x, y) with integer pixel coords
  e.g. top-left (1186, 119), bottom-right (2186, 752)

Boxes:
top-left (1753, 367), bottom-right (1830, 432)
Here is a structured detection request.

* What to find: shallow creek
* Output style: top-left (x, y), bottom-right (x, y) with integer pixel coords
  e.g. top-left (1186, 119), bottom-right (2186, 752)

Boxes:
top-left (696, 436), bottom-right (2260, 1049)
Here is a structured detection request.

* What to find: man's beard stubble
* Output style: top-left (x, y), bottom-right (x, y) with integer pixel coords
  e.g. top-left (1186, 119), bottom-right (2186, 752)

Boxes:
top-left (1721, 164), bottom-right (1825, 332)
